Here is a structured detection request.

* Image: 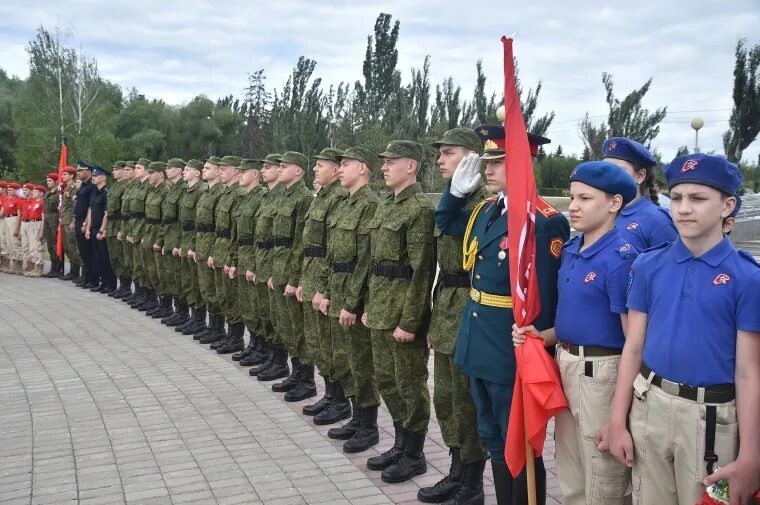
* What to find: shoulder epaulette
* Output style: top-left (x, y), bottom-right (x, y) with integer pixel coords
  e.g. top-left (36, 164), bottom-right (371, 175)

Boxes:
top-left (536, 196), bottom-right (560, 218)
top-left (737, 249), bottom-right (760, 268)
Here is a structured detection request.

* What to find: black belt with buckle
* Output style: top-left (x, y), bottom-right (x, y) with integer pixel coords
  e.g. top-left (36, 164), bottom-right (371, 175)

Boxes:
top-left (257, 240), bottom-right (274, 250)
top-left (273, 237), bottom-right (293, 248)
top-left (182, 223), bottom-right (195, 232)
top-left (162, 218), bottom-right (178, 225)
top-left (332, 261), bottom-right (356, 273)
top-left (372, 264), bottom-right (413, 280)
top-left (197, 224), bottom-right (214, 233)
top-left (440, 271), bottom-right (470, 288)
top-left (239, 237), bottom-right (255, 246)
top-left (216, 229), bottom-right (231, 239)
top-left (22, 218), bottom-right (42, 222)
top-left (303, 247), bottom-right (326, 258)
top-left (641, 364), bottom-right (735, 403)
top-left (131, 212), bottom-right (145, 219)
top-left (146, 218), bottom-right (161, 225)
top-left (559, 342), bottom-right (622, 357)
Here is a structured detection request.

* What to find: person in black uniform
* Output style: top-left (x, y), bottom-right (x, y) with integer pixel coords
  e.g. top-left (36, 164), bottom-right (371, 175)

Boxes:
top-left (74, 161), bottom-right (98, 288)
top-left (87, 165), bottom-right (117, 293)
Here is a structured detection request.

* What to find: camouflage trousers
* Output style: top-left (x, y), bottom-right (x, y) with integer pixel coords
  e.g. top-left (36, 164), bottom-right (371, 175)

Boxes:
top-left (268, 285), bottom-right (282, 344)
top-left (333, 318), bottom-right (379, 408)
top-left (198, 260), bottom-right (221, 315)
top-left (271, 284), bottom-right (304, 357)
top-left (214, 268), bottom-right (241, 323)
top-left (434, 351), bottom-right (489, 463)
top-left (131, 242), bottom-right (148, 286)
top-left (106, 236), bottom-right (123, 278)
top-left (43, 215), bottom-right (58, 262)
top-left (303, 304), bottom-right (330, 370)
top-left (180, 255), bottom-right (203, 308)
top-left (254, 281), bottom-right (273, 339)
top-left (371, 329), bottom-right (430, 434)
top-left (147, 246), bottom-right (162, 293)
top-left (120, 238), bottom-right (131, 276)
top-left (61, 221), bottom-right (80, 266)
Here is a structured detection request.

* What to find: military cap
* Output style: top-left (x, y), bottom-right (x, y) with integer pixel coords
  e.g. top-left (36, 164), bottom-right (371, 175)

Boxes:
top-left (46, 173), bottom-right (59, 181)
top-left (92, 166), bottom-right (112, 177)
top-left (146, 161), bottom-right (167, 173)
top-left (570, 161), bottom-right (637, 204)
top-left (379, 140), bottom-right (424, 163)
top-left (219, 155), bottom-right (242, 168)
top-left (313, 148), bottom-right (344, 163)
top-left (277, 151), bottom-right (308, 170)
top-left (167, 158), bottom-right (187, 168)
top-left (0, 181), bottom-right (6, 188)
top-left (432, 128), bottom-right (482, 154)
top-left (8, 182), bottom-right (20, 189)
top-left (475, 125), bottom-right (551, 160)
top-left (124, 161), bottom-right (136, 168)
top-left (206, 156), bottom-right (223, 166)
top-left (112, 161), bottom-right (126, 169)
top-left (663, 153), bottom-right (742, 196)
top-left (339, 146), bottom-right (378, 172)
top-left (76, 160), bottom-right (94, 171)
top-left (603, 137), bottom-right (657, 168)
top-left (239, 159), bottom-right (262, 171)
top-left (260, 153), bottom-right (283, 166)
top-left (23, 183), bottom-right (35, 190)
top-left (137, 157), bottom-right (152, 167)
top-left (34, 185), bottom-right (46, 193)
top-left (62, 166), bottom-right (76, 174)
top-left (186, 159), bottom-right (204, 171)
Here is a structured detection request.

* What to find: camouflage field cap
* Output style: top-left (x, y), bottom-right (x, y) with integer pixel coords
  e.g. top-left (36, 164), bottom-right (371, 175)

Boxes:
top-left (431, 128), bottom-right (482, 154)
top-left (259, 153), bottom-right (283, 166)
top-left (137, 157), bottom-right (152, 168)
top-left (167, 158), bottom-right (187, 168)
top-left (278, 151), bottom-right (308, 170)
top-left (146, 161), bottom-right (167, 173)
top-left (124, 161), bottom-right (136, 168)
top-left (313, 148), bottom-right (344, 163)
top-left (185, 159), bottom-right (204, 171)
top-left (339, 146), bottom-right (378, 172)
top-left (239, 159), bottom-right (262, 171)
top-left (219, 155), bottom-right (242, 168)
top-left (112, 161), bottom-right (127, 169)
top-left (379, 140), bottom-right (424, 163)
top-left (206, 156), bottom-right (223, 166)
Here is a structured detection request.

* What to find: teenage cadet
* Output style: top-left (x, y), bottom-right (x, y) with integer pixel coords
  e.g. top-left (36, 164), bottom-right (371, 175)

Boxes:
top-left (19, 184), bottom-right (44, 277)
top-left (2, 182), bottom-right (22, 274)
top-left (419, 128), bottom-right (491, 505)
top-left (125, 158), bottom-right (152, 307)
top-left (297, 148), bottom-right (348, 408)
top-left (602, 137), bottom-right (677, 250)
top-left (436, 126), bottom-right (569, 505)
top-left (361, 140), bottom-right (436, 484)
top-left (113, 161), bottom-right (136, 299)
top-left (607, 153), bottom-right (760, 505)
top-left (87, 165), bottom-right (116, 292)
top-left (156, 158), bottom-right (187, 323)
top-left (105, 162), bottom-right (126, 291)
top-left (320, 146), bottom-right (382, 452)
top-left (0, 181), bottom-right (8, 271)
top-left (514, 161), bottom-right (638, 505)
top-left (74, 162), bottom-right (98, 287)
top-left (42, 173), bottom-right (62, 277)
top-left (140, 161), bottom-right (168, 313)
top-left (59, 167), bottom-right (81, 280)
top-left (268, 152), bottom-right (313, 391)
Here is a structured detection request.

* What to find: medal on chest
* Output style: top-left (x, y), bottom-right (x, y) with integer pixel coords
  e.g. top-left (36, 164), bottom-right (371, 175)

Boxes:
top-left (498, 237), bottom-right (508, 260)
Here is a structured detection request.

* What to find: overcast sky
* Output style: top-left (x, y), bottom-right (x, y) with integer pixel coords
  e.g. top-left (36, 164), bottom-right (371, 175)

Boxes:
top-left (1, 0), bottom-right (759, 162)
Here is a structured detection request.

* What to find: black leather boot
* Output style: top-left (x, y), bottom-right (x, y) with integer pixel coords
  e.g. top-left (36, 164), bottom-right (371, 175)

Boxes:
top-left (313, 381), bottom-right (351, 425)
top-left (43, 260), bottom-right (58, 278)
top-left (418, 448), bottom-right (463, 503)
top-left (61, 263), bottom-right (80, 281)
top-left (217, 322), bottom-right (245, 354)
top-left (240, 335), bottom-right (268, 366)
top-left (174, 299), bottom-right (191, 326)
top-left (271, 357), bottom-right (301, 392)
top-left (343, 406), bottom-right (380, 453)
top-left (137, 289), bottom-right (158, 312)
top-left (177, 307), bottom-right (198, 332)
top-left (199, 315), bottom-right (226, 344)
top-left (328, 399), bottom-right (361, 440)
top-left (381, 429), bottom-right (427, 483)
top-left (284, 363), bottom-right (317, 402)
top-left (257, 344), bottom-right (289, 381)
top-left (233, 333), bottom-right (257, 361)
top-left (367, 422), bottom-right (405, 471)
top-left (249, 341), bottom-right (274, 376)
top-left (210, 319), bottom-right (233, 349)
top-left (441, 459), bottom-right (486, 505)
top-left (191, 310), bottom-right (211, 339)
top-left (509, 458), bottom-right (546, 505)
top-left (303, 379), bottom-right (333, 416)
top-left (161, 298), bottom-right (181, 324)
top-left (150, 296), bottom-right (172, 318)
top-left (125, 283), bottom-right (142, 304)
top-left (129, 285), bottom-right (148, 307)
top-left (114, 277), bottom-right (132, 298)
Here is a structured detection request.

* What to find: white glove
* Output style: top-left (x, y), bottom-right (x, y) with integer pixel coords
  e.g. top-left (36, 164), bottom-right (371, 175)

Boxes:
top-left (449, 153), bottom-right (482, 198)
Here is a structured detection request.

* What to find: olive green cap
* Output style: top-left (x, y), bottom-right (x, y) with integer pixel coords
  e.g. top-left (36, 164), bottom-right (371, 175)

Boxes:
top-left (186, 159), bottom-right (204, 171)
top-left (239, 159), bottom-right (261, 171)
top-left (206, 156), bottom-right (223, 166)
top-left (124, 161), bottom-right (136, 168)
top-left (431, 128), bottom-right (482, 154)
top-left (167, 158), bottom-right (187, 168)
top-left (112, 161), bottom-right (127, 169)
top-left (219, 155), bottom-right (242, 168)
top-left (146, 161), bottom-right (167, 173)
top-left (277, 151), bottom-right (308, 170)
top-left (339, 146), bottom-right (378, 172)
top-left (379, 140), bottom-right (424, 163)
top-left (259, 153), bottom-right (283, 166)
top-left (137, 157), bottom-right (152, 167)
top-left (313, 148), bottom-right (344, 163)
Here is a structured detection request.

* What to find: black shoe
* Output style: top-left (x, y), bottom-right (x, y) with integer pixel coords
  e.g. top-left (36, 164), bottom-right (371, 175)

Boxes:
top-left (271, 358), bottom-right (301, 392)
top-left (313, 382), bottom-right (351, 425)
top-left (248, 342), bottom-right (274, 375)
top-left (151, 297), bottom-right (173, 318)
top-left (82, 281), bottom-right (99, 289)
top-left (210, 323), bottom-right (231, 349)
top-left (328, 407), bottom-right (361, 440)
top-left (177, 308), bottom-right (198, 332)
top-left (303, 379), bottom-right (334, 416)
top-left (233, 334), bottom-right (258, 362)
top-left (284, 364), bottom-right (317, 402)
top-left (343, 406), bottom-right (380, 453)
top-left (257, 345), bottom-right (289, 381)
top-left (440, 460), bottom-right (486, 505)
top-left (418, 448), bottom-right (463, 503)
top-left (183, 308), bottom-right (207, 335)
top-left (61, 265), bottom-right (80, 281)
top-left (217, 323), bottom-right (245, 354)
top-left (103, 285), bottom-right (118, 295)
top-left (367, 422), bottom-right (405, 471)
top-left (381, 429), bottom-right (427, 483)
top-left (137, 289), bottom-right (158, 311)
top-left (166, 299), bottom-right (189, 326)
top-left (90, 284), bottom-right (104, 292)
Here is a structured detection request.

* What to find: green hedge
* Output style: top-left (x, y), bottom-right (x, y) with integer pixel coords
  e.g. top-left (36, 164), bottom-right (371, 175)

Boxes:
top-left (540, 187), bottom-right (566, 197)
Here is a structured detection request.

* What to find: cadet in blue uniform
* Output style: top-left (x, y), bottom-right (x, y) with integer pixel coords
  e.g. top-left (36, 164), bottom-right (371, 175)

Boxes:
top-left (514, 161), bottom-right (638, 505)
top-left (435, 125), bottom-right (570, 505)
top-left (602, 137), bottom-right (677, 249)
top-left (87, 165), bottom-right (117, 293)
top-left (608, 154), bottom-right (760, 505)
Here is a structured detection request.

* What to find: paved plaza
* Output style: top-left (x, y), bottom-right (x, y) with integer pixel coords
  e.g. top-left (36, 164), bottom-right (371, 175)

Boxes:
top-left (0, 273), bottom-right (559, 505)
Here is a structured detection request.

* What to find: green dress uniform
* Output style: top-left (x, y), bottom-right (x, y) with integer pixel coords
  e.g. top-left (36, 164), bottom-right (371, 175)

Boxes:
top-left (178, 172), bottom-right (208, 327)
top-left (60, 179), bottom-right (81, 272)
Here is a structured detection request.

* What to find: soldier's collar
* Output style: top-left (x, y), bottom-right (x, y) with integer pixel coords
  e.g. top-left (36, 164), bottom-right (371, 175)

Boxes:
top-left (393, 182), bottom-right (421, 203)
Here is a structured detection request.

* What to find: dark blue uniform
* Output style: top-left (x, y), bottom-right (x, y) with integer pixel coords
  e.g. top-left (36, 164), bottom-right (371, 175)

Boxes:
top-left (90, 186), bottom-right (116, 290)
top-left (75, 177), bottom-right (98, 283)
top-left (615, 196), bottom-right (676, 251)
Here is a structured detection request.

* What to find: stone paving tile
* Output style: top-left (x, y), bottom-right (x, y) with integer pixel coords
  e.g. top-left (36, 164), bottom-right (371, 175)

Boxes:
top-left (0, 272), bottom-right (558, 505)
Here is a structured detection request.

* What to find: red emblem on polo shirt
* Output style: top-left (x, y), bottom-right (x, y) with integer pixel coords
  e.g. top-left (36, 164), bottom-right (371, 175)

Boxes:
top-left (584, 272), bottom-right (597, 283)
top-left (620, 244), bottom-right (631, 252)
top-left (608, 141), bottom-right (617, 150)
top-left (626, 222), bottom-right (639, 230)
top-left (681, 159), bottom-right (699, 172)
top-left (712, 273), bottom-right (731, 285)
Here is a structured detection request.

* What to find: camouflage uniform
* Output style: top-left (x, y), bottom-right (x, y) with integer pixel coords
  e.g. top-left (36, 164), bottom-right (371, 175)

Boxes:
top-left (118, 172), bottom-right (135, 281)
top-left (127, 169), bottom-right (151, 289)
top-left (42, 185), bottom-right (59, 264)
top-left (60, 179), bottom-right (81, 268)
top-left (194, 163), bottom-right (225, 317)
top-left (179, 163), bottom-right (207, 311)
top-left (254, 179), bottom-right (283, 343)
top-left (144, 163), bottom-right (169, 296)
top-left (213, 162), bottom-right (245, 325)
top-left (105, 162), bottom-right (127, 279)
top-left (160, 160), bottom-right (187, 300)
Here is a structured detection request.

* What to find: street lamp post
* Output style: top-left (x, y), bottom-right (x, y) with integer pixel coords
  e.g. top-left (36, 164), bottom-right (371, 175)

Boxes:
top-left (691, 118), bottom-right (704, 153)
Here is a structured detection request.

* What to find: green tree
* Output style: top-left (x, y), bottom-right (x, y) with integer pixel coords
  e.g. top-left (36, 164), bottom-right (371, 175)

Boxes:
top-left (603, 73), bottom-right (667, 146)
top-left (723, 39), bottom-right (760, 162)
top-left (0, 69), bottom-right (21, 178)
top-left (356, 13), bottom-right (400, 125)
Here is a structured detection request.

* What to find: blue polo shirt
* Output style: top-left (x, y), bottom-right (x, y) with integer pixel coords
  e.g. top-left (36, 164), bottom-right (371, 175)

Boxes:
top-left (615, 197), bottom-right (677, 251)
top-left (555, 228), bottom-right (636, 349)
top-left (627, 237), bottom-right (760, 386)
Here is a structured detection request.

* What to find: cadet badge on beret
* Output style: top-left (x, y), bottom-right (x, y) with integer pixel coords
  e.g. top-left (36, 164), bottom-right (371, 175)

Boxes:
top-left (549, 238), bottom-right (563, 259)
top-left (681, 159), bottom-right (699, 172)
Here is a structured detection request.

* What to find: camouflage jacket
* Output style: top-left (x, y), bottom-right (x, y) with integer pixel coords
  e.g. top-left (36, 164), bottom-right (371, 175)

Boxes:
top-left (271, 179), bottom-right (313, 286)
top-left (161, 179), bottom-right (186, 251)
top-left (194, 182), bottom-right (224, 260)
top-left (229, 184), bottom-right (266, 272)
top-left (143, 183), bottom-right (168, 248)
top-left (105, 180), bottom-right (126, 237)
top-left (212, 183), bottom-right (244, 263)
top-left (118, 180), bottom-right (135, 237)
top-left (254, 184), bottom-right (283, 283)
top-left (127, 179), bottom-right (151, 243)
top-left (179, 181), bottom-right (207, 257)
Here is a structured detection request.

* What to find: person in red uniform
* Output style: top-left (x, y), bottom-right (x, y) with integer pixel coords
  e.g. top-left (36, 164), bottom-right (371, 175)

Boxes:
top-left (0, 180), bottom-right (9, 271)
top-left (4, 182), bottom-right (24, 274)
top-left (18, 183), bottom-right (43, 276)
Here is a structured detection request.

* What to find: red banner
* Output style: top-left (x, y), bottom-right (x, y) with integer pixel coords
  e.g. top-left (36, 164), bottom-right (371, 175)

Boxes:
top-left (55, 142), bottom-right (67, 258)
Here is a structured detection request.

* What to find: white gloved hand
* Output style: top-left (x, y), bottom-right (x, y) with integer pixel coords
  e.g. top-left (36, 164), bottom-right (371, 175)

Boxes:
top-left (449, 153), bottom-right (482, 198)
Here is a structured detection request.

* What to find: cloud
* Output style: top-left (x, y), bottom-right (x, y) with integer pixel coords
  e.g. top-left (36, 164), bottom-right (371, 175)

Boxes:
top-left (1, 0), bottom-right (759, 161)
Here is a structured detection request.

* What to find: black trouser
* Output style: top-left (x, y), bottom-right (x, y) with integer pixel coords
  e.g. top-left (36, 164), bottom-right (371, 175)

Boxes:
top-left (75, 219), bottom-right (95, 282)
top-left (91, 231), bottom-right (116, 288)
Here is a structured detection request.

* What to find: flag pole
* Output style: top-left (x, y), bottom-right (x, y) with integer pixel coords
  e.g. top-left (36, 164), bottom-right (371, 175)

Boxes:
top-left (524, 389), bottom-right (537, 505)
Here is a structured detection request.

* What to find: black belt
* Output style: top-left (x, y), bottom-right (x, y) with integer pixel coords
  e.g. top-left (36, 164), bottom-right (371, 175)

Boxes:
top-left (303, 247), bottom-right (326, 258)
top-left (216, 229), bottom-right (231, 239)
top-left (273, 237), bottom-right (293, 248)
top-left (132, 212), bottom-right (145, 219)
top-left (182, 223), bottom-right (195, 232)
top-left (641, 364), bottom-right (735, 404)
top-left (372, 264), bottom-right (413, 280)
top-left (239, 237), bottom-right (255, 246)
top-left (332, 261), bottom-right (356, 273)
top-left (560, 342), bottom-right (622, 357)
top-left (197, 224), bottom-right (215, 233)
top-left (440, 271), bottom-right (470, 288)
top-left (22, 218), bottom-right (42, 222)
top-left (109, 215), bottom-right (122, 221)
top-left (257, 240), bottom-right (274, 250)
top-left (162, 218), bottom-right (178, 225)
top-left (146, 218), bottom-right (161, 225)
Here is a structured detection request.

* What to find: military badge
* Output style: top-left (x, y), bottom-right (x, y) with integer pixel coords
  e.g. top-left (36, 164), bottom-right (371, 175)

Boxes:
top-left (549, 238), bottom-right (563, 259)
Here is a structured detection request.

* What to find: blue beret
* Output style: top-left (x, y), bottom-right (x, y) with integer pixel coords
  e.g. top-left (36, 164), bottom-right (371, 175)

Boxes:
top-left (570, 161), bottom-right (638, 204)
top-left (76, 160), bottom-right (94, 171)
top-left (663, 153), bottom-right (742, 196)
top-left (91, 165), bottom-right (111, 177)
top-left (602, 137), bottom-right (657, 168)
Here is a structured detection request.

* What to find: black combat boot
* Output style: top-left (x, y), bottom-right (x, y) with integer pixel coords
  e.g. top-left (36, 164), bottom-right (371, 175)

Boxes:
top-left (125, 282), bottom-right (141, 304)
top-left (313, 381), bottom-right (351, 425)
top-left (184, 308), bottom-right (206, 335)
top-left (271, 357), bottom-right (301, 392)
top-left (177, 307), bottom-right (197, 332)
top-left (210, 320), bottom-right (233, 349)
top-left (199, 314), bottom-right (226, 344)
top-left (61, 263), bottom-right (80, 281)
top-left (239, 335), bottom-right (267, 366)
top-left (234, 334), bottom-right (258, 362)
top-left (284, 363), bottom-right (317, 402)
top-left (257, 344), bottom-right (289, 381)
top-left (149, 296), bottom-right (172, 318)
top-left (172, 300), bottom-right (190, 327)
top-left (440, 459), bottom-right (486, 505)
top-left (367, 422), bottom-right (406, 471)
top-left (129, 285), bottom-right (148, 307)
top-left (43, 260), bottom-right (59, 278)
top-left (418, 448), bottom-right (463, 503)
top-left (161, 298), bottom-right (180, 324)
top-left (113, 276), bottom-right (132, 298)
top-left (381, 429), bottom-right (427, 483)
top-left (303, 379), bottom-right (334, 416)
top-left (248, 341), bottom-right (274, 376)
top-left (328, 399), bottom-right (361, 440)
top-left (217, 322), bottom-right (245, 354)
top-left (192, 311), bottom-right (212, 340)
top-left (137, 289), bottom-right (158, 312)
top-left (343, 406), bottom-right (380, 453)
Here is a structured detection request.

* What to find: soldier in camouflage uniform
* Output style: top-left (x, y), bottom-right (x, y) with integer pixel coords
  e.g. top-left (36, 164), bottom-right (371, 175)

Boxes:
top-left (141, 161), bottom-right (168, 314)
top-left (267, 152), bottom-right (313, 390)
top-left (112, 161), bottom-right (136, 299)
top-left (296, 148), bottom-right (349, 412)
top-left (175, 159), bottom-right (208, 335)
top-left (320, 146), bottom-right (381, 453)
top-left (125, 158), bottom-right (152, 308)
top-left (246, 155), bottom-right (289, 380)
top-left (41, 173), bottom-right (62, 277)
top-left (417, 129), bottom-right (490, 505)
top-left (104, 162), bottom-right (127, 292)
top-left (59, 166), bottom-right (81, 280)
top-left (362, 140), bottom-right (436, 484)
top-left (191, 157), bottom-right (226, 341)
